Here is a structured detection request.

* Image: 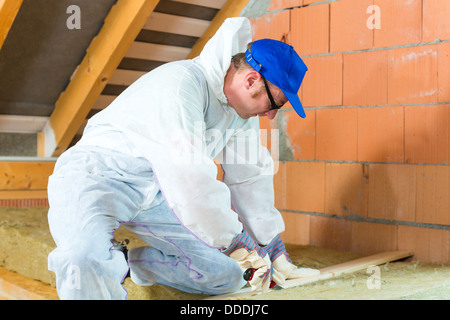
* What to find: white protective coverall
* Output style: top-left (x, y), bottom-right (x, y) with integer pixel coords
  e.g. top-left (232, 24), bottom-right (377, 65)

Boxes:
top-left (47, 17), bottom-right (285, 299)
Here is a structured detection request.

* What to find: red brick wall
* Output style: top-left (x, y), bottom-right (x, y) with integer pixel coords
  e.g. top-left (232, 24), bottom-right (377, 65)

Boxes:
top-left (252, 0), bottom-right (450, 264)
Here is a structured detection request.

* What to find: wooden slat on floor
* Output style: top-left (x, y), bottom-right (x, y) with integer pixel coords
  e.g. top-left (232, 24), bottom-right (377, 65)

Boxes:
top-left (205, 250), bottom-right (414, 300)
top-left (0, 267), bottom-right (58, 300)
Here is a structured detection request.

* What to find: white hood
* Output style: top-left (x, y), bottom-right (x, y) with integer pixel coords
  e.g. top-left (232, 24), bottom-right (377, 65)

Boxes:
top-left (195, 17), bottom-right (252, 104)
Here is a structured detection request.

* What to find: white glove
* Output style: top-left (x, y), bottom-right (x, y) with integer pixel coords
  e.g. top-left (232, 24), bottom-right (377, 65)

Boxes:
top-left (229, 248), bottom-right (272, 292)
top-left (222, 230), bottom-right (273, 292)
top-left (272, 254), bottom-right (320, 284)
top-left (265, 235), bottom-right (320, 285)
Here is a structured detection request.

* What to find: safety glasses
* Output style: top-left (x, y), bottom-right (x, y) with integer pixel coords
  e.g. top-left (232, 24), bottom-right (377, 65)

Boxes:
top-left (262, 75), bottom-right (283, 111)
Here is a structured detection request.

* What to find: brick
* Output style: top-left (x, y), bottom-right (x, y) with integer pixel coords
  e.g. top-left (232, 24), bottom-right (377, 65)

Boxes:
top-left (280, 211), bottom-right (310, 246)
top-left (388, 45), bottom-right (438, 105)
top-left (351, 221), bottom-right (397, 255)
top-left (357, 107), bottom-right (404, 162)
top-left (325, 162), bottom-right (368, 218)
top-left (330, 0), bottom-right (373, 53)
top-left (368, 164), bottom-right (416, 222)
top-left (416, 165), bottom-right (450, 226)
top-left (405, 105), bottom-right (450, 164)
top-left (343, 50), bottom-right (388, 106)
top-left (259, 114), bottom-right (276, 131)
top-left (398, 226), bottom-right (426, 262)
top-left (250, 10), bottom-right (290, 42)
top-left (316, 108), bottom-right (358, 161)
top-left (284, 109), bottom-right (315, 160)
top-left (276, 161), bottom-right (325, 213)
top-left (268, 0), bottom-right (302, 11)
top-left (259, 115), bottom-right (277, 152)
top-left (438, 42), bottom-right (450, 103)
top-left (373, 0), bottom-right (422, 48)
top-left (302, 54), bottom-right (343, 107)
top-left (398, 226), bottom-right (450, 264)
top-left (291, 3), bottom-right (329, 56)
top-left (310, 215), bottom-right (352, 252)
top-left (423, 0), bottom-right (450, 42)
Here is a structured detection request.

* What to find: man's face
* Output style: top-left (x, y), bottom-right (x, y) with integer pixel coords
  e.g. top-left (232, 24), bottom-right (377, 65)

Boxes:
top-left (225, 69), bottom-right (287, 120)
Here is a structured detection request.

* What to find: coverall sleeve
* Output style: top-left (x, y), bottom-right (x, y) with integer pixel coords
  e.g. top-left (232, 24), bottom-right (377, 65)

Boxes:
top-left (219, 117), bottom-right (285, 246)
top-left (103, 64), bottom-right (243, 249)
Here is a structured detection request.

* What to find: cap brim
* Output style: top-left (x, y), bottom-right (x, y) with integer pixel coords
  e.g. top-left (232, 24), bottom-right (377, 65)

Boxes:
top-left (285, 91), bottom-right (306, 118)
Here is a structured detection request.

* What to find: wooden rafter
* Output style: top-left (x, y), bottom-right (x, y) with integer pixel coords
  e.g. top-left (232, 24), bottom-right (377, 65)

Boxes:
top-left (0, 0), bottom-right (23, 50)
top-left (39, 0), bottom-right (160, 157)
top-left (188, 0), bottom-right (251, 59)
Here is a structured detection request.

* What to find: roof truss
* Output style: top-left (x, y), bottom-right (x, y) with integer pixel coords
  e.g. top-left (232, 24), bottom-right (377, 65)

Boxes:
top-left (39, 0), bottom-right (161, 157)
top-left (38, 0), bottom-right (250, 157)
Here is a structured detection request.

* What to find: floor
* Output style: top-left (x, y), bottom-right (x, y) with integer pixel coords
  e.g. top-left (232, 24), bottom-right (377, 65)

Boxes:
top-left (1, 206), bottom-right (449, 300)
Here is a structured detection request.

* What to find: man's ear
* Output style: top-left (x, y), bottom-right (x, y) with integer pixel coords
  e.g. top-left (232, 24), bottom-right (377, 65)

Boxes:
top-left (244, 70), bottom-right (262, 90)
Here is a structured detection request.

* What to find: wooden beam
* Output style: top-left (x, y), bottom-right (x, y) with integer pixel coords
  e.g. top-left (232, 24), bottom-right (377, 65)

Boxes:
top-left (0, 267), bottom-right (58, 300)
top-left (143, 12), bottom-right (210, 37)
top-left (172, 0), bottom-right (226, 9)
top-left (39, 0), bottom-right (160, 157)
top-left (279, 250), bottom-right (414, 289)
top-left (187, 0), bottom-right (251, 59)
top-left (0, 160), bottom-right (54, 202)
top-left (0, 190), bottom-right (48, 200)
top-left (125, 42), bottom-right (191, 62)
top-left (0, 0), bottom-right (23, 50)
top-left (108, 69), bottom-right (147, 86)
top-left (0, 161), bottom-right (55, 191)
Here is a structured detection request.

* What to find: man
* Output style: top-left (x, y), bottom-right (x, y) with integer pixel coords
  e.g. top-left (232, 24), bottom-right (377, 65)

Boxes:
top-left (47, 17), bottom-right (318, 300)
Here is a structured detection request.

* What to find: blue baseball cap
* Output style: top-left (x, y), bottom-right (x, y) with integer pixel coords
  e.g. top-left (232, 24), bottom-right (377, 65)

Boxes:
top-left (245, 39), bottom-right (308, 118)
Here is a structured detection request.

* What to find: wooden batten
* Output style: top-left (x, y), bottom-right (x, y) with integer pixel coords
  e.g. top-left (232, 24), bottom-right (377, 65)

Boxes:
top-left (0, 161), bottom-right (55, 190)
top-left (125, 42), bottom-right (191, 62)
top-left (143, 12), bottom-right (210, 37)
top-left (173, 0), bottom-right (226, 9)
top-left (0, 160), bottom-right (55, 201)
top-left (39, 0), bottom-right (160, 157)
